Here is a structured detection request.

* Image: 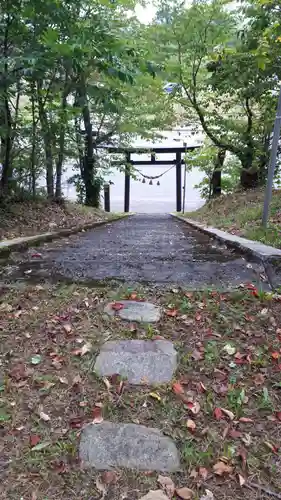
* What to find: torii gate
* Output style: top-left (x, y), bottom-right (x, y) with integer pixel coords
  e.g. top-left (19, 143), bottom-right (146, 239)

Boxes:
top-left (105, 145), bottom-right (199, 213)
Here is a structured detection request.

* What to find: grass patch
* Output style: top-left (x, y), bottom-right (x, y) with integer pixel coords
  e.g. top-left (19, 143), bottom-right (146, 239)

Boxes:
top-left (184, 187), bottom-right (281, 248)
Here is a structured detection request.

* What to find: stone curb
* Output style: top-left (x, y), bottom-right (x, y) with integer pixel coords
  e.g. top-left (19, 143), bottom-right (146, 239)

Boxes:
top-left (0, 213), bottom-right (131, 257)
top-left (171, 213), bottom-right (281, 263)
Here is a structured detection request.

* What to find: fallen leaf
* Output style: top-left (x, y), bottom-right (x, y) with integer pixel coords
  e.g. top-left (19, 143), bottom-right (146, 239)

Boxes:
top-left (242, 433), bottom-right (251, 446)
top-left (31, 354), bottom-right (42, 365)
top-left (30, 435), bottom-right (40, 447)
top-left (103, 377), bottom-right (112, 390)
top-left (39, 411), bottom-right (50, 422)
top-left (188, 401), bottom-right (200, 415)
top-left (172, 381), bottom-right (184, 395)
top-left (165, 308), bottom-right (178, 317)
top-left (186, 419), bottom-right (196, 432)
top-left (31, 441), bottom-right (52, 451)
top-left (149, 392), bottom-right (161, 402)
top-left (221, 408), bottom-right (235, 420)
top-left (52, 358), bottom-right (62, 369)
top-left (63, 323), bottom-right (72, 334)
top-left (92, 406), bottom-right (103, 424)
top-left (239, 417), bottom-right (254, 423)
top-left (111, 302), bottom-right (124, 311)
top-left (140, 491), bottom-right (170, 500)
top-left (195, 312), bottom-right (201, 321)
top-left (213, 461), bottom-right (233, 476)
top-left (73, 342), bottom-right (92, 356)
top-left (176, 487), bottom-right (194, 499)
top-left (228, 429), bottom-right (243, 439)
top-left (81, 342), bottom-right (92, 356)
top-left (272, 352), bottom-right (279, 360)
top-left (214, 407), bottom-right (223, 420)
top-left (238, 474), bottom-right (246, 487)
top-left (157, 475), bottom-right (175, 498)
top-left (276, 412), bottom-right (281, 421)
top-left (223, 344), bottom-right (236, 356)
top-left (0, 302), bottom-right (13, 312)
top-left (264, 441), bottom-right (279, 453)
top-left (200, 490), bottom-right (214, 500)
top-left (9, 363), bottom-right (28, 381)
top-left (59, 377), bottom-right (68, 385)
top-left (253, 373), bottom-right (265, 385)
top-left (192, 349), bottom-right (204, 361)
top-left (130, 292), bottom-right (138, 300)
top-left (95, 477), bottom-right (107, 498)
top-left (31, 252), bottom-right (42, 258)
top-left (73, 374), bottom-right (82, 385)
top-left (101, 470), bottom-right (118, 485)
top-left (69, 416), bottom-right (82, 429)
top-left (199, 467), bottom-right (208, 480)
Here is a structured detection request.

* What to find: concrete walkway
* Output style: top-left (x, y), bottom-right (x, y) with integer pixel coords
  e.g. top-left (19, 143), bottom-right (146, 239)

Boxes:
top-left (1, 214), bottom-right (265, 288)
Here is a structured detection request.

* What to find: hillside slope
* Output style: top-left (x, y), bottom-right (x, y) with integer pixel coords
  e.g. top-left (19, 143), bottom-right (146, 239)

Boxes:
top-left (185, 188), bottom-right (281, 248)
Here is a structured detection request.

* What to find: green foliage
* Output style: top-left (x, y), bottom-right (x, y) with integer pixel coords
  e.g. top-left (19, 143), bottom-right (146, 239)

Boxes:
top-left (149, 0), bottom-right (281, 188)
top-left (0, 0), bottom-right (176, 204)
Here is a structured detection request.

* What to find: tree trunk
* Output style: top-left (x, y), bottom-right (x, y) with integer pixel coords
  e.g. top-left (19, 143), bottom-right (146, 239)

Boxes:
top-left (37, 79), bottom-right (54, 198)
top-left (211, 148), bottom-right (225, 197)
top-left (0, 96), bottom-right (12, 195)
top-left (0, 15), bottom-right (13, 197)
top-left (55, 75), bottom-right (69, 199)
top-left (239, 150), bottom-right (258, 189)
top-left (30, 86), bottom-right (36, 198)
top-left (77, 80), bottom-right (100, 207)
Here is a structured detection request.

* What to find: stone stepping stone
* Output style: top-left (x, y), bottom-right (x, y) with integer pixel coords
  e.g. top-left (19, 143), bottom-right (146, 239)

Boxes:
top-left (79, 421), bottom-right (180, 471)
top-left (94, 339), bottom-right (177, 384)
top-left (104, 300), bottom-right (161, 323)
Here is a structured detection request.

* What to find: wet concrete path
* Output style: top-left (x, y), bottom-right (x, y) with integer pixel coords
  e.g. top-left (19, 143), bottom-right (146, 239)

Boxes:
top-left (0, 214), bottom-right (265, 289)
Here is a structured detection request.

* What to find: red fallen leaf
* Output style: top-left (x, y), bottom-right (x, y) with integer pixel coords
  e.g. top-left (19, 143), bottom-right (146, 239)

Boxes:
top-left (9, 363), bottom-right (28, 381)
top-left (153, 335), bottom-right (165, 340)
top-left (130, 292), bottom-right (138, 300)
top-left (195, 312), bottom-right (202, 321)
top-left (111, 302), bottom-right (124, 311)
top-left (30, 435), bottom-right (40, 447)
top-left (214, 407), bottom-right (223, 420)
top-left (234, 352), bottom-right (244, 360)
top-left (165, 308), bottom-right (178, 317)
top-left (101, 470), bottom-right (118, 485)
top-left (276, 412), bottom-right (281, 421)
top-left (228, 429), bottom-right (243, 439)
top-left (69, 417), bottom-right (83, 429)
top-left (31, 252), bottom-right (42, 258)
top-left (272, 352), bottom-right (280, 360)
top-left (172, 381), bottom-right (184, 395)
top-left (239, 417), bottom-right (254, 423)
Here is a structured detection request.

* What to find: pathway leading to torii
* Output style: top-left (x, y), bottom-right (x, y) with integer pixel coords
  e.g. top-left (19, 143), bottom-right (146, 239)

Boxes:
top-left (2, 214), bottom-right (265, 289)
